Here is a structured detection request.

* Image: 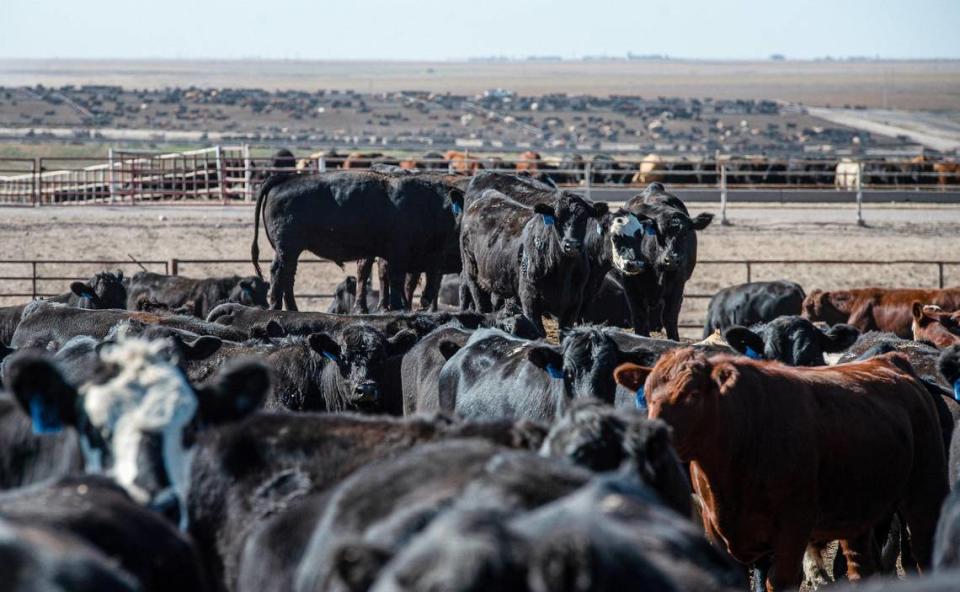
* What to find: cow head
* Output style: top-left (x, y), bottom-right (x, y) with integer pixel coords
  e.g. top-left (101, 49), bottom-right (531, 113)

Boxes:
top-left (70, 270), bottom-right (126, 310)
top-left (629, 195), bottom-right (711, 273)
top-left (533, 193), bottom-right (608, 257)
top-left (310, 326), bottom-right (418, 412)
top-left (937, 345), bottom-right (960, 401)
top-left (912, 302), bottom-right (960, 348)
top-left (525, 327), bottom-right (657, 406)
top-left (723, 317), bottom-right (859, 366)
top-left (801, 289), bottom-right (853, 325)
top-left (4, 337), bottom-right (268, 529)
top-left (229, 276), bottom-right (270, 308)
top-left (613, 348), bottom-right (721, 460)
top-left (596, 209), bottom-right (647, 276)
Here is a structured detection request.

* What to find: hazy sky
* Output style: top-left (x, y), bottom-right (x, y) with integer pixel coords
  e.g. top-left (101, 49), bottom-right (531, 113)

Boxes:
top-left (3, 0), bottom-right (958, 60)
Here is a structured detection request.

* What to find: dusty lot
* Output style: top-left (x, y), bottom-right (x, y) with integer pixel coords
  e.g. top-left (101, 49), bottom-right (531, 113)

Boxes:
top-left (3, 202), bottom-right (959, 337)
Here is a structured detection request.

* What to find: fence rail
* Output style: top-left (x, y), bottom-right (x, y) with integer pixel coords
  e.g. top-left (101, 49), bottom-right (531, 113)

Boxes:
top-left (2, 146), bottom-right (959, 207)
top-left (4, 257), bottom-right (960, 334)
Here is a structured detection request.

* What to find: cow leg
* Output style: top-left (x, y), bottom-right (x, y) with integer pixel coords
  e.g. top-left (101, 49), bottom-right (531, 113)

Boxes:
top-left (420, 271), bottom-right (442, 311)
top-left (463, 272), bottom-right (491, 313)
top-left (268, 250), bottom-right (299, 311)
top-left (458, 271), bottom-right (475, 311)
top-left (282, 256), bottom-right (300, 311)
top-left (520, 284), bottom-right (546, 338)
top-left (750, 558), bottom-right (770, 592)
top-left (377, 259), bottom-right (391, 311)
top-left (661, 288), bottom-right (683, 341)
top-left (801, 543), bottom-right (832, 589)
top-left (765, 534), bottom-right (807, 591)
top-left (899, 485), bottom-right (945, 572)
top-left (355, 258), bottom-right (374, 313)
top-left (404, 272), bottom-right (420, 310)
top-left (387, 264), bottom-right (408, 311)
top-left (838, 530), bottom-right (878, 582)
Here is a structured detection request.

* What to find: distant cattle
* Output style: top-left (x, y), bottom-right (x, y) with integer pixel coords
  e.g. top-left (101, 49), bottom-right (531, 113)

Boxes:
top-left (703, 280), bottom-right (806, 338)
top-left (615, 349), bottom-right (948, 589)
top-left (622, 183), bottom-right (713, 340)
top-left (0, 270), bottom-right (127, 345)
top-left (459, 189), bottom-right (606, 335)
top-left (803, 287), bottom-right (960, 338)
top-left (913, 303), bottom-right (960, 348)
top-left (126, 271), bottom-right (268, 318)
top-left (251, 170), bottom-right (464, 311)
top-left (326, 276), bottom-right (379, 314)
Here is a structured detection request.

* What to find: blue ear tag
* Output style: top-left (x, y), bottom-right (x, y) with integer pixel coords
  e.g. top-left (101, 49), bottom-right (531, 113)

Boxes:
top-left (645, 225), bottom-right (656, 236)
top-left (542, 214), bottom-right (555, 226)
top-left (744, 346), bottom-right (762, 360)
top-left (545, 363), bottom-right (564, 379)
top-left (322, 351), bottom-right (339, 363)
top-left (596, 222), bottom-right (603, 234)
top-left (29, 396), bottom-right (63, 434)
top-left (635, 386), bottom-right (647, 410)
top-left (953, 379), bottom-right (960, 402)
top-left (452, 202), bottom-right (462, 215)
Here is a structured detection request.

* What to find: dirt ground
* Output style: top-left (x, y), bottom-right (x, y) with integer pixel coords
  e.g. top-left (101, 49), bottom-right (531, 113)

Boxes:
top-left (2, 201), bottom-right (959, 338)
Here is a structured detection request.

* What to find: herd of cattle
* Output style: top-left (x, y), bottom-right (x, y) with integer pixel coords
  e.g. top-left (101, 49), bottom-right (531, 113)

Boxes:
top-left (2, 160), bottom-right (960, 591)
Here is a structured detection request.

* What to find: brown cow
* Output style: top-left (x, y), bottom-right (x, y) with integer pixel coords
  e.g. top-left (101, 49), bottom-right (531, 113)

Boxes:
top-left (443, 150), bottom-right (483, 174)
top-left (933, 161), bottom-right (960, 190)
top-left (514, 150), bottom-right (542, 173)
top-left (803, 288), bottom-right (960, 338)
top-left (913, 303), bottom-right (960, 348)
top-left (614, 349), bottom-right (948, 591)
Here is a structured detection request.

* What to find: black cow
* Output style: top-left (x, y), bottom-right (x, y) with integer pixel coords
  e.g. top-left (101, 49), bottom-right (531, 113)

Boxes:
top-left (723, 316), bottom-right (860, 367)
top-left (938, 345), bottom-right (960, 486)
top-left (326, 276), bottom-right (379, 314)
top-left (0, 515), bottom-right (139, 592)
top-left (0, 271), bottom-right (127, 345)
top-left (370, 473), bottom-right (743, 592)
top-left (438, 327), bottom-right (656, 422)
top-left (622, 183), bottom-right (713, 340)
top-left (703, 280), bottom-right (806, 338)
top-left (186, 413), bottom-right (545, 590)
top-left (460, 190), bottom-right (606, 336)
top-left (0, 475), bottom-right (208, 592)
top-left (126, 271), bottom-right (268, 318)
top-left (251, 170), bottom-right (465, 311)
top-left (2, 339), bottom-right (268, 529)
top-left (10, 301), bottom-right (248, 349)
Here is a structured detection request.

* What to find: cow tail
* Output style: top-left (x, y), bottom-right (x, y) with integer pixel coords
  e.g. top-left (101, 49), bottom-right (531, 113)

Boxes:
top-left (251, 175), bottom-right (283, 279)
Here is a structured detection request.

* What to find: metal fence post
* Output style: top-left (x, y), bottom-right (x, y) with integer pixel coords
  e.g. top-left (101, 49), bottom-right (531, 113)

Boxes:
top-left (31, 261), bottom-right (37, 299)
top-left (720, 163), bottom-right (729, 226)
top-left (855, 162), bottom-right (865, 227)
top-left (32, 158), bottom-right (40, 206)
top-left (584, 162), bottom-right (592, 201)
top-left (746, 261), bottom-right (752, 283)
top-left (318, 155), bottom-right (326, 173)
top-left (169, 258), bottom-right (179, 276)
top-left (215, 145), bottom-right (226, 204)
top-left (939, 262), bottom-right (945, 289)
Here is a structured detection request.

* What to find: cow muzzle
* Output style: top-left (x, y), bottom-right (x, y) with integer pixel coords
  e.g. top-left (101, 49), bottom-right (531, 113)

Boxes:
top-left (561, 238), bottom-right (582, 255)
top-left (619, 259), bottom-right (644, 275)
top-left (352, 381), bottom-right (380, 405)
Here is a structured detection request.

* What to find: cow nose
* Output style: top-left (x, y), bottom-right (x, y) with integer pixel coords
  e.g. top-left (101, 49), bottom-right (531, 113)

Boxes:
top-left (353, 381), bottom-right (379, 402)
top-left (562, 238), bottom-right (581, 252)
top-left (622, 260), bottom-right (643, 275)
top-left (148, 489), bottom-right (181, 526)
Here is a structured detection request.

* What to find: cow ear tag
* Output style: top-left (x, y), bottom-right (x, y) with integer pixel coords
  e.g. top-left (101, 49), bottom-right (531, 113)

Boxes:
top-left (30, 396), bottom-right (63, 435)
top-left (596, 222), bottom-right (603, 234)
top-left (542, 214), bottom-right (555, 226)
top-left (635, 386), bottom-right (647, 410)
top-left (953, 379), bottom-right (960, 402)
top-left (322, 351), bottom-right (340, 363)
top-left (546, 364), bottom-right (564, 379)
top-left (744, 346), bottom-right (762, 360)
top-left (452, 202), bottom-right (463, 215)
top-left (645, 225), bottom-right (656, 236)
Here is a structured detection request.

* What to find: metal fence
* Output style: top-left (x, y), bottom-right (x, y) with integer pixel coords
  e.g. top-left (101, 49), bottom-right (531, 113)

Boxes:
top-left (4, 257), bottom-right (960, 335)
top-left (2, 147), bottom-right (959, 206)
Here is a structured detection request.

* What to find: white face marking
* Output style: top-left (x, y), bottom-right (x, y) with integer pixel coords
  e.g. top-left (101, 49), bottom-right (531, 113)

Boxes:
top-left (80, 338), bottom-right (198, 525)
top-left (609, 214), bottom-right (644, 274)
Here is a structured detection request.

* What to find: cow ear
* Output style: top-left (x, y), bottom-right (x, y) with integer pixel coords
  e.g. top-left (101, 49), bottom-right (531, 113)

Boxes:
top-left (438, 340), bottom-right (463, 360)
top-left (264, 320), bottom-right (285, 338)
top-left (912, 301), bottom-right (925, 321)
top-left (5, 352), bottom-right (78, 433)
top-left (449, 188), bottom-right (465, 215)
top-left (710, 362), bottom-right (739, 394)
top-left (308, 333), bottom-right (341, 363)
top-left (70, 282), bottom-right (96, 299)
top-left (613, 362), bottom-right (652, 392)
top-left (818, 323), bottom-right (859, 353)
top-left (723, 326), bottom-right (765, 360)
top-left (195, 360), bottom-right (269, 425)
top-left (333, 542), bottom-right (392, 592)
top-left (526, 346), bottom-right (565, 378)
top-left (533, 203), bottom-right (555, 217)
top-left (386, 329), bottom-right (418, 357)
top-left (618, 348), bottom-right (659, 368)
top-left (691, 212), bottom-right (714, 230)
top-left (181, 335), bottom-right (222, 361)
top-left (937, 345), bottom-right (960, 390)
top-left (591, 201), bottom-right (609, 217)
